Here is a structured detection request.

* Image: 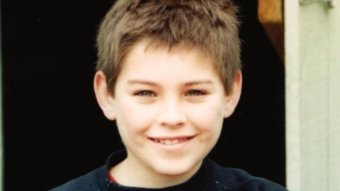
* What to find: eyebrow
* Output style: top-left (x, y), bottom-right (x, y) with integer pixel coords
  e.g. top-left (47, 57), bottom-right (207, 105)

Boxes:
top-left (127, 80), bottom-right (158, 86)
top-left (183, 80), bottom-right (213, 86)
top-left (127, 79), bottom-right (213, 86)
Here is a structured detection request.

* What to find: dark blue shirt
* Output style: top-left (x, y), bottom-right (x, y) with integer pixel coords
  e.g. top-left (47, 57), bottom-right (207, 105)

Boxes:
top-left (51, 150), bottom-right (287, 191)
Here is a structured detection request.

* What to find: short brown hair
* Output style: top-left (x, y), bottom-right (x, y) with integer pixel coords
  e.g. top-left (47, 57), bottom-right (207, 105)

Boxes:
top-left (96, 0), bottom-right (241, 94)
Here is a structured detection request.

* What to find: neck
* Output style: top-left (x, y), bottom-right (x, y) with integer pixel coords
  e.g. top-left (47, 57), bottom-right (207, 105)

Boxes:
top-left (109, 157), bottom-right (202, 188)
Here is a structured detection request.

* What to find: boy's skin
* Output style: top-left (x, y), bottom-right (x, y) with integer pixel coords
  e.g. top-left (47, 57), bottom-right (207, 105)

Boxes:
top-left (94, 39), bottom-right (242, 188)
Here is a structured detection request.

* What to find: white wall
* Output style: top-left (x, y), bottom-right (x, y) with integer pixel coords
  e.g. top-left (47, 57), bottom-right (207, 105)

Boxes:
top-left (285, 1), bottom-right (340, 191)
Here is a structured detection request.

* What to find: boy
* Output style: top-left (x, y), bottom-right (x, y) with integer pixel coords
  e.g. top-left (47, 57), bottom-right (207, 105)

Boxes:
top-left (52, 0), bottom-right (287, 190)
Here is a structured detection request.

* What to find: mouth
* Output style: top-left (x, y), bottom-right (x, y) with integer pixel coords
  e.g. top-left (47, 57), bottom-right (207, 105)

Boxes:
top-left (149, 136), bottom-right (194, 145)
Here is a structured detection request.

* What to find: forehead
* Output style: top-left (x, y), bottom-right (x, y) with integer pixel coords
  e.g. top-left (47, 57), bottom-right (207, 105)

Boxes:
top-left (124, 38), bottom-right (217, 67)
top-left (115, 39), bottom-right (225, 87)
top-left (124, 39), bottom-right (212, 67)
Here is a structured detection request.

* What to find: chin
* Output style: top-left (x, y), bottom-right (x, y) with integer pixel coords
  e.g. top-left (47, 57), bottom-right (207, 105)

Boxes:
top-left (152, 159), bottom-right (202, 177)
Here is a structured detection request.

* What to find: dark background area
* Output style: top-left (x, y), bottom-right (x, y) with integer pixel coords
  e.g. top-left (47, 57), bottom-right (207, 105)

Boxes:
top-left (1, 0), bottom-right (285, 190)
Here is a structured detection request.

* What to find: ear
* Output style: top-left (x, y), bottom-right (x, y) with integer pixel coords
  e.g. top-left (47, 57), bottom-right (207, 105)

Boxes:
top-left (224, 70), bottom-right (242, 118)
top-left (93, 71), bottom-right (116, 121)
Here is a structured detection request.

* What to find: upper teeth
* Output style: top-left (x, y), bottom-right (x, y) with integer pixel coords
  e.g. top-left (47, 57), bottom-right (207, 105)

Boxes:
top-left (154, 138), bottom-right (186, 145)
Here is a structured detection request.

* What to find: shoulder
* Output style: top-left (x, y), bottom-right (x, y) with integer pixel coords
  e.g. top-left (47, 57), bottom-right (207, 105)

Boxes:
top-left (206, 160), bottom-right (287, 191)
top-left (49, 166), bottom-right (106, 191)
top-left (49, 150), bottom-right (126, 191)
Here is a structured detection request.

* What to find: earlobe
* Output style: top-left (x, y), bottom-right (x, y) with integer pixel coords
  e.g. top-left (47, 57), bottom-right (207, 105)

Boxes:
top-left (93, 71), bottom-right (116, 120)
top-left (224, 70), bottom-right (242, 118)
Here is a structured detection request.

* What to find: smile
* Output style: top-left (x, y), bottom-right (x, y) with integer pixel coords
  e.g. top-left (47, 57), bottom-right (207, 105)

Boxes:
top-left (149, 137), bottom-right (194, 145)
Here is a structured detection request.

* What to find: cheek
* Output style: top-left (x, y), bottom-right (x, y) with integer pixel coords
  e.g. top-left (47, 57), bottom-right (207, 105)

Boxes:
top-left (188, 99), bottom-right (225, 133)
top-left (189, 103), bottom-right (224, 148)
top-left (116, 101), bottom-right (157, 134)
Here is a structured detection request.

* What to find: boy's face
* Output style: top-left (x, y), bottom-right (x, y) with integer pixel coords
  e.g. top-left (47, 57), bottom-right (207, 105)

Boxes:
top-left (94, 40), bottom-right (242, 187)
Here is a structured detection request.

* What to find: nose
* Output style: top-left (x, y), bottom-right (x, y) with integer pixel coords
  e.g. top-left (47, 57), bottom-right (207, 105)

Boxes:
top-left (157, 99), bottom-right (187, 128)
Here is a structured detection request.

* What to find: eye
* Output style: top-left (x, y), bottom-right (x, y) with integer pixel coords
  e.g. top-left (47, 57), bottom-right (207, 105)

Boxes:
top-left (185, 89), bottom-right (207, 96)
top-left (134, 90), bottom-right (156, 97)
